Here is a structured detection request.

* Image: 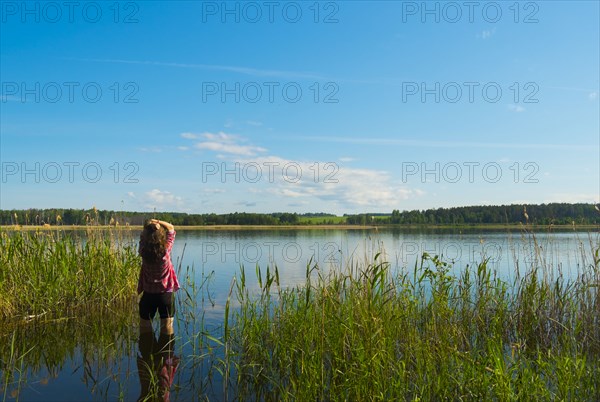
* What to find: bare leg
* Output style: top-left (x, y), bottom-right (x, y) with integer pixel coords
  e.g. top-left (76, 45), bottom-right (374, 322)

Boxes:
top-left (140, 318), bottom-right (153, 333)
top-left (160, 317), bottom-right (174, 335)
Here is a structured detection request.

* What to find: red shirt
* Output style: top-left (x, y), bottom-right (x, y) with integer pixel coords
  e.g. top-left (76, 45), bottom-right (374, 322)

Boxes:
top-left (137, 230), bottom-right (180, 294)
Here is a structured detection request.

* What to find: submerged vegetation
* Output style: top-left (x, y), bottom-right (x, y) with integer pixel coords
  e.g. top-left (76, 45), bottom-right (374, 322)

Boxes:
top-left (0, 227), bottom-right (140, 320)
top-left (227, 250), bottom-right (600, 400)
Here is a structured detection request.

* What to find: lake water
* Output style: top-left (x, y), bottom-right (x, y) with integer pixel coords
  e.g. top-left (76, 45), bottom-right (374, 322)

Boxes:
top-left (2, 228), bottom-right (598, 401)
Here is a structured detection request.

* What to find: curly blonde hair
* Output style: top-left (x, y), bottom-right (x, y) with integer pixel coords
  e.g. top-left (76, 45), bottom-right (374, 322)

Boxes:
top-left (139, 220), bottom-right (167, 263)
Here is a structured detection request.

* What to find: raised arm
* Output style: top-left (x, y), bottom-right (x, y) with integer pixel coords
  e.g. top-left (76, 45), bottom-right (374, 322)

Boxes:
top-left (150, 219), bottom-right (175, 232)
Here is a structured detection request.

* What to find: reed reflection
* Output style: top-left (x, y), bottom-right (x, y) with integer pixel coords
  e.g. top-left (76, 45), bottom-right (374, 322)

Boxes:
top-left (137, 325), bottom-right (180, 402)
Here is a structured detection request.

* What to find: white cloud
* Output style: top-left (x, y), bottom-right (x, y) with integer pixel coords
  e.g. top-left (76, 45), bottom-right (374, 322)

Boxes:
top-left (184, 131), bottom-right (267, 156)
top-left (144, 189), bottom-right (183, 209)
top-left (237, 156), bottom-right (424, 209)
top-left (185, 138), bottom-right (426, 209)
top-left (195, 141), bottom-right (266, 156)
top-left (201, 132), bottom-right (237, 142)
top-left (339, 157), bottom-right (356, 162)
top-left (202, 188), bottom-right (226, 194)
top-left (287, 201), bottom-right (309, 207)
top-left (139, 146), bottom-right (162, 152)
top-left (477, 28), bottom-right (496, 39)
top-left (237, 201), bottom-right (257, 207)
top-left (246, 120), bottom-right (263, 127)
top-left (508, 104), bottom-right (525, 113)
top-left (181, 132), bottom-right (200, 139)
top-left (276, 188), bottom-right (305, 198)
top-left (178, 146), bottom-right (190, 151)
top-left (589, 92), bottom-right (598, 101)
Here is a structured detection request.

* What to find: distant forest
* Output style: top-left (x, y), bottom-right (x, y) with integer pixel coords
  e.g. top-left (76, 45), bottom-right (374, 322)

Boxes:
top-left (1, 203), bottom-right (599, 226)
top-left (348, 203), bottom-right (600, 225)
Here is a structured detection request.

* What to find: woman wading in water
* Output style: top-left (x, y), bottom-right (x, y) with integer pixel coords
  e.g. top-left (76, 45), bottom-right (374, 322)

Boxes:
top-left (137, 219), bottom-right (180, 401)
top-left (138, 218), bottom-right (179, 333)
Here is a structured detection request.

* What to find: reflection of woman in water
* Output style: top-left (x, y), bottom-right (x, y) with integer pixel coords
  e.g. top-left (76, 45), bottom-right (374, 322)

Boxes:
top-left (137, 330), bottom-right (180, 402)
top-left (137, 219), bottom-right (180, 401)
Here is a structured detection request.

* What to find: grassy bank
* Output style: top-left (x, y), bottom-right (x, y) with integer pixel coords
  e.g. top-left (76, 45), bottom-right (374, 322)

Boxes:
top-left (0, 228), bottom-right (140, 320)
top-left (227, 252), bottom-right (600, 400)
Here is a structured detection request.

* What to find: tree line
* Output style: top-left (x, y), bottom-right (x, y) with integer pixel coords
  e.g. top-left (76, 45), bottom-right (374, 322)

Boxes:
top-left (0, 203), bottom-right (598, 226)
top-left (0, 208), bottom-right (314, 226)
top-left (345, 203), bottom-right (600, 225)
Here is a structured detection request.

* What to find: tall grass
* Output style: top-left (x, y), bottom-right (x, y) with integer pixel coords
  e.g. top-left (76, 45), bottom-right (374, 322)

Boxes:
top-left (0, 227), bottom-right (140, 321)
top-left (226, 245), bottom-right (600, 399)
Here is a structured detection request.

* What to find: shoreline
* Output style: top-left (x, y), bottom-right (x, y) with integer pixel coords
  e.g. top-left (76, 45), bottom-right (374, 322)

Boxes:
top-left (2, 224), bottom-right (598, 231)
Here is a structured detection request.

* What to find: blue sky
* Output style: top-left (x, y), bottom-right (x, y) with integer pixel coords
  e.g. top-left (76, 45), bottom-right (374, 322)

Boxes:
top-left (1, 1), bottom-right (598, 214)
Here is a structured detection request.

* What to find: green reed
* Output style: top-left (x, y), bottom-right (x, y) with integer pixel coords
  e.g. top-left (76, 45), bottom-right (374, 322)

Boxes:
top-left (0, 228), bottom-right (140, 321)
top-left (226, 247), bottom-right (600, 400)
top-left (3, 225), bottom-right (599, 400)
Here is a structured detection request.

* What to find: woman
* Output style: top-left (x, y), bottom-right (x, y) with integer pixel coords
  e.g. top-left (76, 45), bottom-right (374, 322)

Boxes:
top-left (138, 219), bottom-right (179, 334)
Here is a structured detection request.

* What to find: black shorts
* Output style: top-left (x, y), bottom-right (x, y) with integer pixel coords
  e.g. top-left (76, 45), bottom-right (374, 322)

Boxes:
top-left (139, 292), bottom-right (175, 320)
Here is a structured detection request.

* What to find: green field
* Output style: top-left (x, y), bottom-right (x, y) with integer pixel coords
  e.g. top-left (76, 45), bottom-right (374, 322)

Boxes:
top-left (297, 216), bottom-right (347, 224)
